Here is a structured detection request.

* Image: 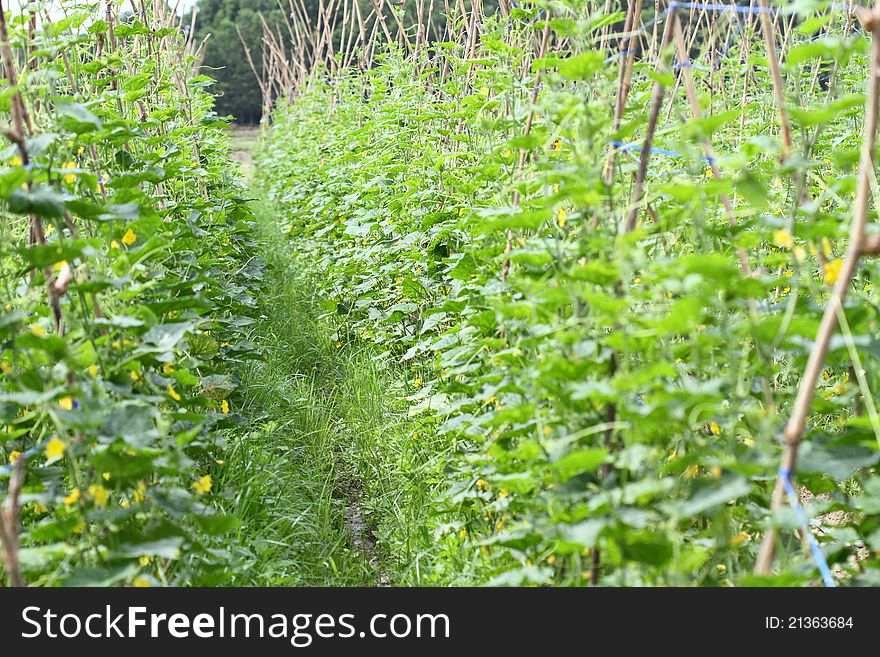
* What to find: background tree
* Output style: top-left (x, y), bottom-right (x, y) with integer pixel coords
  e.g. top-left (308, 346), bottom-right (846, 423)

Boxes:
top-left (188, 0), bottom-right (303, 123)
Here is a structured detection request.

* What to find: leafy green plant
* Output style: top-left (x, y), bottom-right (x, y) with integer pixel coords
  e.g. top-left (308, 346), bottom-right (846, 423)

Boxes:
top-left (257, 1), bottom-right (880, 586)
top-left (0, 1), bottom-right (260, 586)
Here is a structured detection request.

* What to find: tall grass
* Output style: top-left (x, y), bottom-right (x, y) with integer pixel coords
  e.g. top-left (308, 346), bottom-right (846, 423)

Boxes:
top-left (212, 196), bottom-right (479, 585)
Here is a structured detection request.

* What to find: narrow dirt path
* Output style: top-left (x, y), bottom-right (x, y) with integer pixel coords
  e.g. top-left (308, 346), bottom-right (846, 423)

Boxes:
top-left (219, 130), bottom-right (392, 585)
top-left (228, 124), bottom-right (259, 181)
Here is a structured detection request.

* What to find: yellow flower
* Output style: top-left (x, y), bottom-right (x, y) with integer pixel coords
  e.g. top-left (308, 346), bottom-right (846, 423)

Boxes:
top-left (120, 499), bottom-right (130, 509)
top-left (556, 207), bottom-right (567, 227)
top-left (821, 237), bottom-right (832, 258)
top-left (705, 167), bottom-right (714, 178)
top-left (498, 488), bottom-right (509, 499)
top-left (502, 148), bottom-right (512, 158)
top-left (10, 155), bottom-right (23, 166)
top-left (192, 475), bottom-right (212, 495)
top-left (542, 425), bottom-right (552, 436)
top-left (32, 502), bottom-right (48, 514)
top-left (550, 139), bottom-right (561, 151)
top-left (783, 269), bottom-right (793, 279)
top-left (743, 437), bottom-right (755, 447)
top-left (824, 258), bottom-right (843, 286)
top-left (710, 465), bottom-right (722, 478)
top-left (458, 527), bottom-right (467, 538)
top-left (167, 383), bottom-right (181, 401)
top-left (87, 364), bottom-right (99, 377)
top-left (133, 577), bottom-right (152, 588)
top-left (412, 377), bottom-right (422, 389)
top-left (8, 450), bottom-right (21, 463)
top-left (130, 370), bottom-right (141, 382)
top-left (102, 471), bottom-right (111, 481)
top-left (730, 532), bottom-right (750, 547)
top-left (162, 362), bottom-right (174, 374)
top-left (139, 556), bottom-right (150, 566)
top-left (684, 463), bottom-right (700, 479)
top-left (476, 478), bottom-right (489, 491)
top-left (479, 86), bottom-right (489, 96)
top-left (121, 228), bottom-right (137, 246)
top-left (110, 240), bottom-right (120, 249)
top-left (73, 520), bottom-right (86, 534)
top-left (772, 229), bottom-right (794, 249)
top-left (132, 481), bottom-right (146, 503)
top-left (58, 396), bottom-right (74, 411)
top-left (53, 260), bottom-right (68, 272)
top-left (61, 161), bottom-right (77, 185)
top-left (709, 421), bottom-right (721, 435)
top-left (793, 246), bottom-right (806, 262)
top-left (63, 488), bottom-right (80, 505)
top-left (220, 399), bottom-right (229, 414)
top-left (88, 484), bottom-right (108, 507)
top-left (0, 361), bottom-right (10, 373)
top-left (45, 437), bottom-right (66, 460)
top-left (30, 324), bottom-right (47, 337)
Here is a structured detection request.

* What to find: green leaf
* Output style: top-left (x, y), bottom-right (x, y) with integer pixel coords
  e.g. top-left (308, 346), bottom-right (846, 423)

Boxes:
top-left (138, 322), bottom-right (194, 355)
top-left (674, 476), bottom-right (752, 517)
top-left (558, 52), bottom-right (604, 80)
top-left (554, 448), bottom-right (608, 481)
top-left (57, 102), bottom-right (103, 134)
top-left (6, 185), bottom-right (65, 218)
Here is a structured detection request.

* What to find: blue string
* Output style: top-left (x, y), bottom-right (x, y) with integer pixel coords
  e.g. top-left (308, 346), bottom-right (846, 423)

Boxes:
top-left (668, 1), bottom-right (774, 13)
top-left (778, 468), bottom-right (836, 587)
top-left (0, 437), bottom-right (51, 478)
top-left (610, 140), bottom-right (716, 164)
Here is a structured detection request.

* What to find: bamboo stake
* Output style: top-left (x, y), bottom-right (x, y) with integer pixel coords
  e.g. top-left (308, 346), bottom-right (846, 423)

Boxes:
top-left (602, 0), bottom-right (645, 184)
top-left (625, 9), bottom-right (676, 233)
top-left (0, 457), bottom-right (25, 587)
top-left (755, 1), bottom-right (880, 578)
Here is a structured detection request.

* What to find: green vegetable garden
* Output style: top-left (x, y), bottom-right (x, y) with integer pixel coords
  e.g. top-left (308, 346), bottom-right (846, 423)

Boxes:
top-left (3, 0), bottom-right (880, 588)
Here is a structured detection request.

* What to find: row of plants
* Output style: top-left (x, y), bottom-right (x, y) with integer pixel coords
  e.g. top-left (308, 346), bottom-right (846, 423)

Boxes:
top-left (259, 2), bottom-right (880, 585)
top-left (0, 2), bottom-right (260, 585)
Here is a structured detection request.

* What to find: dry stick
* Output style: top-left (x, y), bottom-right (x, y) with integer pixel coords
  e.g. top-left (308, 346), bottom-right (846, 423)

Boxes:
top-left (672, 14), bottom-right (775, 410)
top-left (237, 24), bottom-right (272, 118)
top-left (369, 0), bottom-right (396, 46)
top-left (651, 0), bottom-right (661, 56)
top-left (737, 6), bottom-right (755, 141)
top-left (757, 0), bottom-right (793, 159)
top-left (672, 16), bottom-right (749, 277)
top-left (625, 9), bottom-right (676, 233)
top-left (755, 2), bottom-right (880, 577)
top-left (0, 3), bottom-right (66, 332)
top-left (590, 8), bottom-right (677, 586)
top-left (0, 457), bottom-right (26, 587)
top-left (757, 0), bottom-right (827, 277)
top-left (500, 19), bottom-right (552, 282)
top-left (351, 0), bottom-right (368, 69)
top-left (386, 0), bottom-right (413, 51)
top-left (602, 0), bottom-right (645, 184)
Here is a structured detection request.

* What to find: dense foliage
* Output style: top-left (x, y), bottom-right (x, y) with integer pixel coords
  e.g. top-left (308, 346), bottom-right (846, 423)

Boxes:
top-left (0, 2), bottom-right (259, 585)
top-left (259, 4), bottom-right (880, 585)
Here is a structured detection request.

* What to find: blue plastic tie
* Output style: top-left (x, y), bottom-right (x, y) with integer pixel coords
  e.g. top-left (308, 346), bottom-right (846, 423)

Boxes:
top-left (609, 140), bottom-right (716, 164)
top-left (778, 468), bottom-right (836, 587)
